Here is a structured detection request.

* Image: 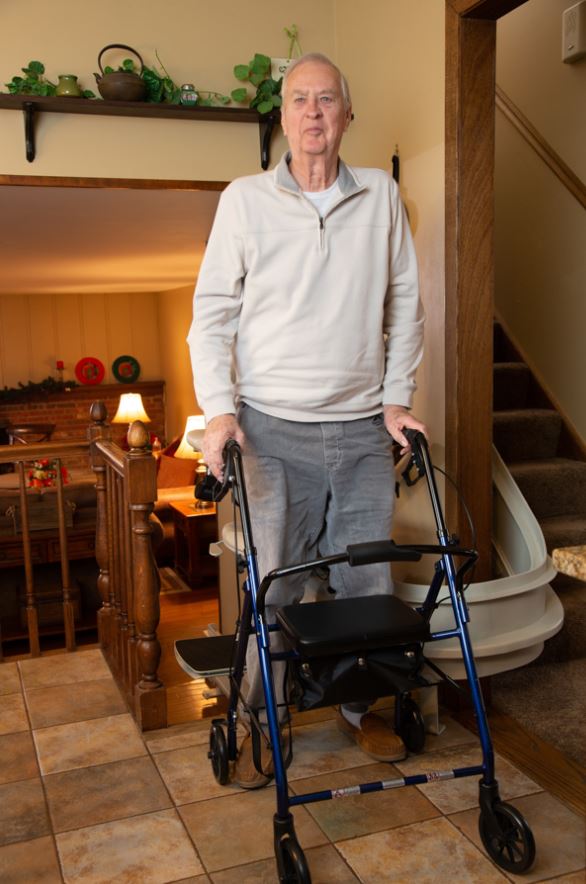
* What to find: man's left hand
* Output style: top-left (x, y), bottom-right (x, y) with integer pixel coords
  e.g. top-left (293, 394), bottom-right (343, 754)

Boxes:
top-left (383, 405), bottom-right (427, 454)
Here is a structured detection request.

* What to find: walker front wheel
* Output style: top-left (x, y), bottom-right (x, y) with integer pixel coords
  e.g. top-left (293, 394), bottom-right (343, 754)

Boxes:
top-left (208, 720), bottom-right (229, 785)
top-left (479, 802), bottom-right (535, 873)
top-left (276, 836), bottom-right (311, 883)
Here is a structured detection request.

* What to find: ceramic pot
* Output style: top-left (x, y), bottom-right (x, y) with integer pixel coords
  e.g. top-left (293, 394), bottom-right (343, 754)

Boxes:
top-left (56, 74), bottom-right (82, 97)
top-left (271, 57), bottom-right (292, 81)
top-left (94, 43), bottom-right (147, 101)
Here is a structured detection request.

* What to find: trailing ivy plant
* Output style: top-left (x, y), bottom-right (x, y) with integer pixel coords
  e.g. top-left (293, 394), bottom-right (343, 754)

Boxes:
top-left (231, 53), bottom-right (282, 115)
top-left (5, 60), bottom-right (56, 96)
top-left (5, 60), bottom-right (95, 98)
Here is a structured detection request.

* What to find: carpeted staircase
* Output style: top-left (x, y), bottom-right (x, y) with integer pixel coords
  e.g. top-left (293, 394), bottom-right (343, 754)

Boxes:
top-left (491, 321), bottom-right (586, 765)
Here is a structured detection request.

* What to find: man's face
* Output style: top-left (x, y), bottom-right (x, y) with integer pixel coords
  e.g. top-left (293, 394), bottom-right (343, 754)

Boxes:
top-left (281, 61), bottom-right (351, 163)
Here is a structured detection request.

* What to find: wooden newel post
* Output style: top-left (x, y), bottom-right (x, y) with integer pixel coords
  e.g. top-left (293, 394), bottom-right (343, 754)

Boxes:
top-left (89, 401), bottom-right (112, 649)
top-left (127, 420), bottom-right (166, 730)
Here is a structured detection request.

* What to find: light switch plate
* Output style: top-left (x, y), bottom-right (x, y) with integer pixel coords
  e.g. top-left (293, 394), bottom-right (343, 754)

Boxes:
top-left (562, 1), bottom-right (586, 63)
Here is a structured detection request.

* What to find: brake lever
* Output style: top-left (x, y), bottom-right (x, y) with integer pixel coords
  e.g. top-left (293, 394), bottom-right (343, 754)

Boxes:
top-left (401, 428), bottom-right (426, 487)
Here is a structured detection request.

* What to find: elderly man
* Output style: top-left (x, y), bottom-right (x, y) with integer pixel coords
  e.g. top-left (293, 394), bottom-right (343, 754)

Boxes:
top-left (188, 53), bottom-right (425, 788)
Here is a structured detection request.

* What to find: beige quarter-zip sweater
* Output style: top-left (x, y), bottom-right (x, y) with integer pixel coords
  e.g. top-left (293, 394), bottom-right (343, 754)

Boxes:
top-left (188, 153), bottom-right (424, 423)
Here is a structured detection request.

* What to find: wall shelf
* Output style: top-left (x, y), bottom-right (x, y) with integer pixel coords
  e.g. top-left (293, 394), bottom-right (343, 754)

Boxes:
top-left (0, 94), bottom-right (280, 169)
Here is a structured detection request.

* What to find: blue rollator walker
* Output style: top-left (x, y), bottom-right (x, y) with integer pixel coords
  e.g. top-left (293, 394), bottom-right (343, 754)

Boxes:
top-left (175, 429), bottom-right (536, 882)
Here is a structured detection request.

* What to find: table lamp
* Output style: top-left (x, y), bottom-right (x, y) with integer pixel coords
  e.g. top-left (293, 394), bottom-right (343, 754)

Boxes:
top-left (174, 414), bottom-right (206, 459)
top-left (111, 393), bottom-right (151, 444)
top-left (175, 414), bottom-right (211, 509)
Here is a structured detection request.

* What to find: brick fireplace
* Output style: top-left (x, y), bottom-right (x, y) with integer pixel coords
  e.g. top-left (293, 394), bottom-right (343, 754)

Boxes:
top-left (0, 381), bottom-right (166, 447)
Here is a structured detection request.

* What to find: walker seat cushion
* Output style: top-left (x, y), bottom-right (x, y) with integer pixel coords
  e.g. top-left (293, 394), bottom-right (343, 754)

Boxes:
top-left (275, 594), bottom-right (429, 658)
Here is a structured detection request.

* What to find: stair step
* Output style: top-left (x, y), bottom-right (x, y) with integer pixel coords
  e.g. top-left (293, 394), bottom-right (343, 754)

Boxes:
top-left (493, 362), bottom-right (531, 410)
top-left (540, 515), bottom-right (586, 554)
top-left (493, 409), bottom-right (562, 461)
top-left (509, 458), bottom-right (586, 519)
top-left (493, 321), bottom-right (521, 362)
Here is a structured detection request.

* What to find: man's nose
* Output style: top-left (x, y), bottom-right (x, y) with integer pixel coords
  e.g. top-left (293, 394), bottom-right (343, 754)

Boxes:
top-left (306, 97), bottom-right (322, 116)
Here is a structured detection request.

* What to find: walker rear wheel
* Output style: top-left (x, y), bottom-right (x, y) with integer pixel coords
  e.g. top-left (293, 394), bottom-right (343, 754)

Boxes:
top-left (479, 802), bottom-right (535, 873)
top-left (208, 720), bottom-right (229, 785)
top-left (276, 835), bottom-right (311, 883)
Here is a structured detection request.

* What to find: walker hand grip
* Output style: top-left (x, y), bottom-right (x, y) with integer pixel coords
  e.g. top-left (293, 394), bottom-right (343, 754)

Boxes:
top-left (346, 540), bottom-right (421, 566)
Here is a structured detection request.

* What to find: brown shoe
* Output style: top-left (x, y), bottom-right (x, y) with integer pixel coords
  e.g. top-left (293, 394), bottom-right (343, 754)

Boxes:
top-left (233, 732), bottom-right (273, 789)
top-left (336, 710), bottom-right (406, 762)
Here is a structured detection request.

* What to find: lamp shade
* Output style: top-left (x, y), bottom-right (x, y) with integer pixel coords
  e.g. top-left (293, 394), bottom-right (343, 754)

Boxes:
top-left (174, 414), bottom-right (206, 459)
top-left (111, 393), bottom-right (151, 424)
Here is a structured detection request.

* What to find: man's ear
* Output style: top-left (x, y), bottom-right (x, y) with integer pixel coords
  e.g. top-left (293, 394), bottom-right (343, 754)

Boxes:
top-left (344, 106), bottom-right (353, 131)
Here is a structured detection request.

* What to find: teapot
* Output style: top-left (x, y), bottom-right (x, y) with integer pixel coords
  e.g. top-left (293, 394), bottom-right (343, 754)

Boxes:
top-left (94, 43), bottom-right (147, 101)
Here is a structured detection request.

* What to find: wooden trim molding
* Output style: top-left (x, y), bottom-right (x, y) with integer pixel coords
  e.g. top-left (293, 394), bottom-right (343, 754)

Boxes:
top-left (496, 85), bottom-right (586, 209)
top-left (445, 7), bottom-right (497, 577)
top-left (448, 0), bottom-right (526, 18)
top-left (0, 174), bottom-right (226, 191)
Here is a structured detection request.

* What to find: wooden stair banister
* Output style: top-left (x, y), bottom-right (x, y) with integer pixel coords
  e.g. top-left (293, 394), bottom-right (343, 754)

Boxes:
top-left (495, 84), bottom-right (586, 210)
top-left (90, 401), bottom-right (167, 730)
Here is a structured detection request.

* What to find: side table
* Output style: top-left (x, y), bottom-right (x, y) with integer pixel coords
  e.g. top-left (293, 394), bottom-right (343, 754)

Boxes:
top-left (169, 500), bottom-right (218, 588)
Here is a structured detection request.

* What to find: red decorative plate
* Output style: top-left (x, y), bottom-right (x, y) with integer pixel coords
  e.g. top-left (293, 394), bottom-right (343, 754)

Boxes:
top-left (75, 356), bottom-right (105, 385)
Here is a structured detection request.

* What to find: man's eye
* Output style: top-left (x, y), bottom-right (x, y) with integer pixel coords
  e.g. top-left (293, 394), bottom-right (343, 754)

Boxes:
top-left (294, 96), bottom-right (305, 103)
top-left (321, 96), bottom-right (333, 104)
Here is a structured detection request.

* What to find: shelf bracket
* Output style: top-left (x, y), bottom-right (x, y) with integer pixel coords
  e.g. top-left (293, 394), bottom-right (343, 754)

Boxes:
top-left (23, 101), bottom-right (36, 162)
top-left (259, 115), bottom-right (277, 171)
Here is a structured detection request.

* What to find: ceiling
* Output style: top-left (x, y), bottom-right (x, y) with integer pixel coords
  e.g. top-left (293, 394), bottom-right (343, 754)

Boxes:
top-left (0, 185), bottom-right (221, 295)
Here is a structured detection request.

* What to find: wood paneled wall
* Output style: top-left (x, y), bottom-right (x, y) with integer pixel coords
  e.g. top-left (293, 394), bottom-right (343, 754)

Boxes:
top-left (0, 291), bottom-right (162, 390)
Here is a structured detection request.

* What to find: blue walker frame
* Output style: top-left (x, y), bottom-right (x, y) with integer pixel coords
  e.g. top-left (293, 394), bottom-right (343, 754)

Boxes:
top-left (179, 430), bottom-right (536, 882)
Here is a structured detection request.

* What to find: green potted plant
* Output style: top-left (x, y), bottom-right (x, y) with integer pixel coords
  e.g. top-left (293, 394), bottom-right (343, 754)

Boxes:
top-left (231, 53), bottom-right (282, 114)
top-left (231, 26), bottom-right (302, 114)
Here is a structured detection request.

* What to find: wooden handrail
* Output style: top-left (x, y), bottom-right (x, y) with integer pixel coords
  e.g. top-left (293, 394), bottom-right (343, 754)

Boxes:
top-left (496, 84), bottom-right (586, 209)
top-left (0, 440), bottom-right (88, 463)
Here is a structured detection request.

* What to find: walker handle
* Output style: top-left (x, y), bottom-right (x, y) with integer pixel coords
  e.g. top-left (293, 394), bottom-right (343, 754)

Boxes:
top-left (347, 540), bottom-right (421, 567)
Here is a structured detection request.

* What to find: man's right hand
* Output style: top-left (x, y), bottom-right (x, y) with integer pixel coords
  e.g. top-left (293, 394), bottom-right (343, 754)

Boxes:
top-left (202, 414), bottom-right (244, 480)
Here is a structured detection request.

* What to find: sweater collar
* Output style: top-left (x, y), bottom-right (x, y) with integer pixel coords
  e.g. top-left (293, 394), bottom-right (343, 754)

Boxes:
top-left (274, 151), bottom-right (365, 198)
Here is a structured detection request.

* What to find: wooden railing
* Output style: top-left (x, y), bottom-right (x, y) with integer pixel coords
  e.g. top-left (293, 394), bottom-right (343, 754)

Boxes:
top-left (0, 438), bottom-right (90, 659)
top-left (496, 85), bottom-right (586, 210)
top-left (89, 402), bottom-right (166, 730)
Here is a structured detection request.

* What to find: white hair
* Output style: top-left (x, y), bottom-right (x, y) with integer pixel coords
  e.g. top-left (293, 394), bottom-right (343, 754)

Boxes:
top-left (281, 53), bottom-right (352, 110)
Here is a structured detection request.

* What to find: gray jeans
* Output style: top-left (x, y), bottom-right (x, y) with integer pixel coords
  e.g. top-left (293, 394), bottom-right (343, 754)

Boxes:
top-left (238, 404), bottom-right (396, 717)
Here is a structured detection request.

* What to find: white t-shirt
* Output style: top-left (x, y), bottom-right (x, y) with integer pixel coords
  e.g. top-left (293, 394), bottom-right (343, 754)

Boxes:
top-left (303, 179), bottom-right (341, 217)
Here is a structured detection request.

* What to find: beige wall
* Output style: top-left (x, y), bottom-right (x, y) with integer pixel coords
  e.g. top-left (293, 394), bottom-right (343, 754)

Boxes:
top-left (0, 290), bottom-right (161, 392)
top-left (496, 0), bottom-right (586, 440)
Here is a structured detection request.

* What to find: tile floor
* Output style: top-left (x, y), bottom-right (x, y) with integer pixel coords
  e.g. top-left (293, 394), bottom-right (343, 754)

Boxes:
top-left (0, 648), bottom-right (584, 883)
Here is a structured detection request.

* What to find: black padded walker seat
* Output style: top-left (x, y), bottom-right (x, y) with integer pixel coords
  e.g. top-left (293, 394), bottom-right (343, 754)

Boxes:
top-left (276, 594), bottom-right (430, 658)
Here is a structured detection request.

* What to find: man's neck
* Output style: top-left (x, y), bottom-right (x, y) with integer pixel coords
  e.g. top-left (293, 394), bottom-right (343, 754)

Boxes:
top-left (288, 154), bottom-right (339, 192)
